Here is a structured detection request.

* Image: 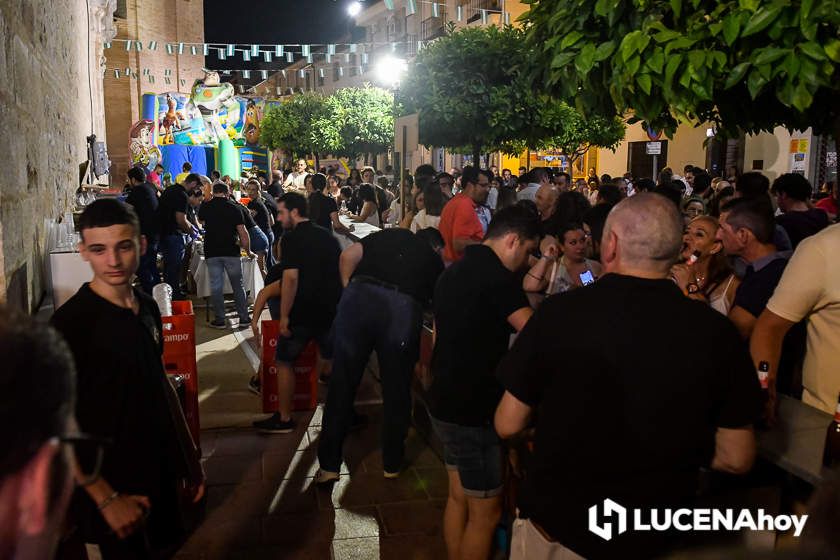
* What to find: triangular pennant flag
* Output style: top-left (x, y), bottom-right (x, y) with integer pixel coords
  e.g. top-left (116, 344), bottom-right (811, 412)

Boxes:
top-left (261, 70), bottom-right (268, 79)
top-left (406, 0), bottom-right (416, 16)
top-left (263, 51), bottom-right (272, 62)
top-left (251, 44), bottom-right (259, 56)
top-left (275, 45), bottom-right (284, 57)
top-left (166, 43), bottom-right (173, 55)
top-left (242, 70), bottom-right (251, 79)
top-left (227, 44), bottom-right (235, 56)
top-left (135, 41), bottom-right (142, 51)
top-left (301, 45), bottom-right (310, 57)
top-left (243, 50), bottom-right (251, 61)
top-left (148, 40), bottom-right (157, 50)
top-left (218, 48), bottom-right (226, 60)
top-left (178, 42), bottom-right (184, 54)
top-left (203, 44), bottom-right (210, 56)
top-left (191, 45), bottom-right (198, 55)
top-left (125, 40), bottom-right (132, 51)
top-left (286, 52), bottom-right (294, 63)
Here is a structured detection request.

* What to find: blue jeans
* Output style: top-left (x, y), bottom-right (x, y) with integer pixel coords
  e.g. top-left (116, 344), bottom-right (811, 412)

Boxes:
top-left (430, 417), bottom-right (503, 498)
top-left (137, 237), bottom-right (160, 296)
top-left (206, 256), bottom-right (249, 323)
top-left (264, 229), bottom-right (275, 268)
top-left (159, 233), bottom-right (186, 299)
top-left (317, 280), bottom-right (422, 473)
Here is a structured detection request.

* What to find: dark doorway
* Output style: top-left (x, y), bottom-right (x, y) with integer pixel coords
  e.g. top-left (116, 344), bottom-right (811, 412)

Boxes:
top-left (628, 141), bottom-right (669, 180)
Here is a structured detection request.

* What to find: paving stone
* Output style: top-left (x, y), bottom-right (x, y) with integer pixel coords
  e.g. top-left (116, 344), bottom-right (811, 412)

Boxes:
top-left (202, 454), bottom-right (262, 485)
top-left (332, 536), bottom-right (382, 560)
top-left (412, 467), bottom-right (449, 500)
top-left (378, 500), bottom-right (445, 536)
top-left (380, 534), bottom-right (448, 560)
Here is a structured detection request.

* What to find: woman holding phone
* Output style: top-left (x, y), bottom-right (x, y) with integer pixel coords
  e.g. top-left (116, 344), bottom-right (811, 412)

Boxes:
top-left (524, 222), bottom-right (602, 300)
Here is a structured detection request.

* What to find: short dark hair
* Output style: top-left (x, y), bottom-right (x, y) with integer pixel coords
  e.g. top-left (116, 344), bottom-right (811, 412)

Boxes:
top-left (212, 181), bottom-right (229, 194)
top-left (340, 186), bottom-right (353, 199)
top-left (772, 173), bottom-right (812, 201)
top-left (127, 166), bottom-right (145, 183)
top-left (684, 164), bottom-right (695, 174)
top-left (211, 170), bottom-right (221, 179)
top-left (311, 173), bottom-right (328, 193)
top-left (485, 204), bottom-right (541, 242)
top-left (0, 307), bottom-right (75, 477)
top-left (721, 196), bottom-right (775, 244)
top-left (556, 171), bottom-right (571, 184)
top-left (279, 191), bottom-right (308, 217)
top-left (154, 163), bottom-right (164, 171)
top-left (79, 199), bottom-right (140, 240)
top-left (358, 183), bottom-right (377, 203)
top-left (461, 166), bottom-right (489, 189)
top-left (692, 173), bottom-right (712, 195)
top-left (415, 164), bottom-right (436, 178)
top-left (182, 162), bottom-right (192, 171)
top-left (583, 204), bottom-right (611, 245)
top-left (558, 222), bottom-right (585, 243)
top-left (653, 182), bottom-right (683, 208)
top-left (735, 172), bottom-right (770, 198)
top-left (597, 183), bottom-right (622, 207)
top-left (435, 172), bottom-right (454, 184)
top-left (415, 227), bottom-right (445, 252)
top-left (635, 178), bottom-right (656, 193)
top-left (184, 173), bottom-right (201, 186)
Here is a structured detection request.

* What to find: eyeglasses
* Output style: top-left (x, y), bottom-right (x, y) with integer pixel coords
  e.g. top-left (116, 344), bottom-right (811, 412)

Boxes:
top-left (59, 432), bottom-right (111, 487)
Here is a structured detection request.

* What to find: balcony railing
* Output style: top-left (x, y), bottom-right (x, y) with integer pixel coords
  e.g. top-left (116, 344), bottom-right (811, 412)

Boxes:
top-left (421, 15), bottom-right (446, 41)
top-left (459, 0), bottom-right (502, 23)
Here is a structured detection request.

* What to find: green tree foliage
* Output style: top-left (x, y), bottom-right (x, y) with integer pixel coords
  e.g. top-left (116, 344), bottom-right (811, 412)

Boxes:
top-left (330, 86), bottom-right (395, 161)
top-left (259, 92), bottom-right (342, 161)
top-left (522, 0), bottom-right (840, 140)
top-left (401, 24), bottom-right (624, 164)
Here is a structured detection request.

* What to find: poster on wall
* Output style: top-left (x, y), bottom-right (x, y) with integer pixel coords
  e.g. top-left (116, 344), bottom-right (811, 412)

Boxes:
top-left (790, 138), bottom-right (809, 174)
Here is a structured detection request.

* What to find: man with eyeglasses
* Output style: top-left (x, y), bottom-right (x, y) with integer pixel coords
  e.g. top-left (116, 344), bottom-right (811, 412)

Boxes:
top-left (51, 199), bottom-right (204, 558)
top-left (0, 307), bottom-right (77, 559)
top-left (438, 166), bottom-right (491, 264)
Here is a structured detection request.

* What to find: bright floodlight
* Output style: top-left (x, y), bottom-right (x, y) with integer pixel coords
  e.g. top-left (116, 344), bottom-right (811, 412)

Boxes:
top-left (348, 1), bottom-right (362, 16)
top-left (375, 55), bottom-right (408, 87)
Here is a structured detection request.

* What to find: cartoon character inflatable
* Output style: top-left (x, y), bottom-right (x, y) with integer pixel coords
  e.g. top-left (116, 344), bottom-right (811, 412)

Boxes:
top-left (128, 119), bottom-right (162, 171)
top-left (244, 99), bottom-right (261, 145)
top-left (184, 71), bottom-right (240, 145)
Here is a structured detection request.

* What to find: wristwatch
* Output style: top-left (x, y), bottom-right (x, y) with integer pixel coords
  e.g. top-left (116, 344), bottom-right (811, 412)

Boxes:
top-left (686, 282), bottom-right (700, 294)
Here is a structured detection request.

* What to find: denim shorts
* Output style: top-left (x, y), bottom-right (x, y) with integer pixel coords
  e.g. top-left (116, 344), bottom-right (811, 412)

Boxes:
top-left (276, 324), bottom-right (334, 363)
top-left (430, 416), bottom-right (504, 498)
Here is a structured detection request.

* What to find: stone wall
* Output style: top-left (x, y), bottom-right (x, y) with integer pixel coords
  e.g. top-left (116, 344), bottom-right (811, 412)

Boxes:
top-left (0, 0), bottom-right (115, 310)
top-left (105, 0), bottom-right (206, 183)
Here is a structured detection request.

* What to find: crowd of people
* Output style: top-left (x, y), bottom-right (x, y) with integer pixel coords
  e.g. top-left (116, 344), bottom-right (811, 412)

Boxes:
top-left (4, 153), bottom-right (839, 559)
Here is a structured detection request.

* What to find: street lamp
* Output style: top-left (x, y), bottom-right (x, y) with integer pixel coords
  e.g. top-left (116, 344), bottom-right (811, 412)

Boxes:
top-left (347, 1), bottom-right (362, 16)
top-left (375, 56), bottom-right (409, 220)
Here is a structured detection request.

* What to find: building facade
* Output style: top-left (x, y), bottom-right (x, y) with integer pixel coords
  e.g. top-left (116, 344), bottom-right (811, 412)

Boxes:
top-left (104, 0), bottom-right (206, 183)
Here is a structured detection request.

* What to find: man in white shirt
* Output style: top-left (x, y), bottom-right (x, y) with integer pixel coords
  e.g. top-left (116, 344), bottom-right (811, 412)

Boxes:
top-left (517, 167), bottom-right (550, 202)
top-left (283, 159), bottom-right (309, 192)
top-left (751, 223), bottom-right (840, 416)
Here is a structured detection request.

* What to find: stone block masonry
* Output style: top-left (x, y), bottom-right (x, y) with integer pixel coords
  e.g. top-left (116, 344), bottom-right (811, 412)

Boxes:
top-left (0, 0), bottom-right (114, 310)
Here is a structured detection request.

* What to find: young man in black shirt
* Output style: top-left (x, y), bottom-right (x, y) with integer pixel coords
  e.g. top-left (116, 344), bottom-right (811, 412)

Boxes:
top-left (309, 173), bottom-right (353, 236)
top-left (253, 192), bottom-right (342, 433)
top-left (125, 166), bottom-right (160, 295)
top-left (772, 172), bottom-right (829, 249)
top-left (495, 194), bottom-right (760, 560)
top-left (315, 227), bottom-right (445, 483)
top-left (428, 205), bottom-right (539, 560)
top-left (51, 200), bottom-right (203, 558)
top-left (158, 173), bottom-right (198, 299)
top-left (198, 182), bottom-right (255, 328)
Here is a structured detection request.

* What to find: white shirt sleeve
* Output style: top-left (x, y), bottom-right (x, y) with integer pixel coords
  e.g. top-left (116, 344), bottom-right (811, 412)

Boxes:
top-left (766, 235), bottom-right (825, 322)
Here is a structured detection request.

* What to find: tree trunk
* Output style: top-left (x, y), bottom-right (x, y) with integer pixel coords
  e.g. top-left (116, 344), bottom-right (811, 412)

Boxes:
top-left (314, 152), bottom-right (320, 170)
top-left (473, 146), bottom-right (481, 169)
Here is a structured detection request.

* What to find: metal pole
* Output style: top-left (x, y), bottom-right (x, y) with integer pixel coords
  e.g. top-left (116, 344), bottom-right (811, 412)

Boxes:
top-left (652, 154), bottom-right (658, 180)
top-left (400, 124), bottom-right (407, 220)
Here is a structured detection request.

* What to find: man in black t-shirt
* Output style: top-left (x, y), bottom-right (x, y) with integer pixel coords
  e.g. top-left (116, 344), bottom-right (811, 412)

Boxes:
top-left (51, 200), bottom-right (203, 558)
top-left (495, 194), bottom-right (760, 560)
top-left (253, 192), bottom-right (342, 434)
top-left (428, 205), bottom-right (539, 560)
top-left (315, 227), bottom-right (445, 483)
top-left (125, 166), bottom-right (160, 295)
top-left (158, 174), bottom-right (198, 299)
top-left (309, 173), bottom-right (353, 236)
top-left (198, 182), bottom-right (255, 328)
top-left (772, 173), bottom-right (829, 249)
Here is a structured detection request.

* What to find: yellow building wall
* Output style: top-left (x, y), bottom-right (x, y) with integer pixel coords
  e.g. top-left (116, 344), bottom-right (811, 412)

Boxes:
top-left (743, 127), bottom-right (813, 182)
top-left (596, 121), bottom-right (712, 178)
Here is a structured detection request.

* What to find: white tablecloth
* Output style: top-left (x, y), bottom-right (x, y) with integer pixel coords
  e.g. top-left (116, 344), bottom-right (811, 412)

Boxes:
top-left (335, 215), bottom-right (381, 249)
top-left (189, 242), bottom-right (264, 300)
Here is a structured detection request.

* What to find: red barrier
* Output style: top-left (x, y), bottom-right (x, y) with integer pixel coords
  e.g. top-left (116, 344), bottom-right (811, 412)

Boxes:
top-left (260, 320), bottom-right (319, 412)
top-left (162, 301), bottom-right (200, 444)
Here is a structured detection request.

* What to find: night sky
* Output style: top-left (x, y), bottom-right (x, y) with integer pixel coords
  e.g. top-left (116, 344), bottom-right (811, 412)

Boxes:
top-left (203, 0), bottom-right (363, 83)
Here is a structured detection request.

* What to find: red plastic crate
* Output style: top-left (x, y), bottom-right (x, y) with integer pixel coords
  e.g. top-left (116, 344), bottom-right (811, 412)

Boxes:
top-left (162, 301), bottom-right (200, 444)
top-left (260, 320), bottom-right (319, 412)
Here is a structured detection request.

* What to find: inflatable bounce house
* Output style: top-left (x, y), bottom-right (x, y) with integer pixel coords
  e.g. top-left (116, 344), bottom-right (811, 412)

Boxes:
top-left (128, 71), bottom-right (280, 180)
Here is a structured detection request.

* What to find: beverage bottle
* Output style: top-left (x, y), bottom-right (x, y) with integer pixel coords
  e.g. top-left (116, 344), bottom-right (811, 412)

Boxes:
top-left (823, 392), bottom-right (840, 468)
top-left (152, 283), bottom-right (173, 317)
top-left (756, 361), bottom-right (770, 429)
top-left (686, 250), bottom-right (701, 266)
